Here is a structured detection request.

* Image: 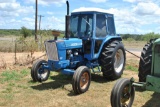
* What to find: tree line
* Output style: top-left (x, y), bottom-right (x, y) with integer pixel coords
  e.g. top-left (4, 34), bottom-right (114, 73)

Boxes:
top-left (0, 27), bottom-right (160, 41)
top-left (121, 32), bottom-right (160, 41)
top-left (0, 27), bottom-right (64, 38)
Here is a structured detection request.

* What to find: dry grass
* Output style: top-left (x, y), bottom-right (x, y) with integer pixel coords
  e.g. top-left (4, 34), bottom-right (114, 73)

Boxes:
top-left (0, 41), bottom-right (15, 52)
top-left (123, 40), bottom-right (147, 50)
top-left (0, 67), bottom-right (159, 107)
top-left (0, 34), bottom-right (60, 52)
top-left (0, 56), bottom-right (7, 69)
top-left (0, 40), bottom-right (160, 107)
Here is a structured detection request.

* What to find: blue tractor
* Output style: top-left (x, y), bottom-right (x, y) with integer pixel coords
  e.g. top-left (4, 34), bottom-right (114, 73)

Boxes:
top-left (31, 1), bottom-right (126, 94)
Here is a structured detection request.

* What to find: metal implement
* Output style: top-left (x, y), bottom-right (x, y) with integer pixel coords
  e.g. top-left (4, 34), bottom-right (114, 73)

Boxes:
top-left (125, 49), bottom-right (145, 63)
top-left (125, 49), bottom-right (140, 59)
top-left (111, 38), bottom-right (160, 107)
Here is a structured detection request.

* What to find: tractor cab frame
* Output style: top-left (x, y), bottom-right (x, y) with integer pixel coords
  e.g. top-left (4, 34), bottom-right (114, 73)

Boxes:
top-left (31, 1), bottom-right (126, 94)
top-left (70, 11), bottom-right (119, 61)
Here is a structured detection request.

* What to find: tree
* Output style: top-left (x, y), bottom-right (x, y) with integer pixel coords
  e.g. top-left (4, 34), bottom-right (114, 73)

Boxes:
top-left (20, 26), bottom-right (32, 38)
top-left (143, 32), bottom-right (160, 41)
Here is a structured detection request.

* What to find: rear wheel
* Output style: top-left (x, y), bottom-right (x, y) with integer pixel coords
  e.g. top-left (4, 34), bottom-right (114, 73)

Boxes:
top-left (99, 41), bottom-right (126, 80)
top-left (111, 78), bottom-right (135, 107)
top-left (72, 66), bottom-right (91, 94)
top-left (31, 59), bottom-right (50, 82)
top-left (138, 39), bottom-right (155, 82)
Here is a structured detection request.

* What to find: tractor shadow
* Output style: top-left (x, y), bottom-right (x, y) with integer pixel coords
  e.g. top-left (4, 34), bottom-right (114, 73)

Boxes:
top-left (142, 92), bottom-right (160, 107)
top-left (91, 73), bottom-right (111, 83)
top-left (31, 73), bottom-right (110, 96)
top-left (31, 74), bottom-right (72, 91)
top-left (67, 73), bottom-right (111, 96)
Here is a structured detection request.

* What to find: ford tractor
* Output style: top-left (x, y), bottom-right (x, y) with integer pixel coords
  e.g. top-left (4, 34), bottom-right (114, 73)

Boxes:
top-left (31, 1), bottom-right (126, 94)
top-left (110, 38), bottom-right (160, 107)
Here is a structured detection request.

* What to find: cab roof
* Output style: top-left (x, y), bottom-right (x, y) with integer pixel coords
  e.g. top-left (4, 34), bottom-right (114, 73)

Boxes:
top-left (72, 7), bottom-right (113, 15)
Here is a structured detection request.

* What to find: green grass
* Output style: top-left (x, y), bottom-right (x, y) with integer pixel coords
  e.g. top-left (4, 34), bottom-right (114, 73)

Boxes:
top-left (125, 65), bottom-right (138, 72)
top-left (20, 69), bottom-right (29, 77)
top-left (0, 69), bottom-right (29, 83)
top-left (0, 71), bottom-right (20, 83)
top-left (0, 68), bottom-right (160, 107)
top-left (0, 69), bottom-right (30, 106)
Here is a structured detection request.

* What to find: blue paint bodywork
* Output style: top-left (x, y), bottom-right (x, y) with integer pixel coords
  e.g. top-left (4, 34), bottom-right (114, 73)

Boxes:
top-left (56, 38), bottom-right (82, 60)
top-left (43, 11), bottom-right (122, 75)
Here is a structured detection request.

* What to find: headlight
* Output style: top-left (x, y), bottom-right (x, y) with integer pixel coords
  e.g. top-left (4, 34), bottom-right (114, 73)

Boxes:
top-left (67, 50), bottom-right (72, 54)
top-left (74, 52), bottom-right (78, 56)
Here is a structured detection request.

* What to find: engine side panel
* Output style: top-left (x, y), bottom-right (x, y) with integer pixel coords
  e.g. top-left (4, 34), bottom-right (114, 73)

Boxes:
top-left (152, 39), bottom-right (160, 76)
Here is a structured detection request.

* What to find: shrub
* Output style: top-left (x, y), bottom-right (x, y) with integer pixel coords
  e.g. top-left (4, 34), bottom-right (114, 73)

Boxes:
top-left (20, 26), bottom-right (32, 38)
top-left (126, 38), bottom-right (135, 42)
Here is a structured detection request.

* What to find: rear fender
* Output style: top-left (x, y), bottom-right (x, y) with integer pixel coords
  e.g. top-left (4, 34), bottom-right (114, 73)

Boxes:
top-left (95, 36), bottom-right (122, 59)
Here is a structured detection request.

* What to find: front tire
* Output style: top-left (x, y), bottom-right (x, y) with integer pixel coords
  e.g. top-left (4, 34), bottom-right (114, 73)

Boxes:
top-left (99, 41), bottom-right (126, 80)
top-left (72, 66), bottom-right (91, 94)
top-left (31, 59), bottom-right (50, 82)
top-left (111, 78), bottom-right (135, 107)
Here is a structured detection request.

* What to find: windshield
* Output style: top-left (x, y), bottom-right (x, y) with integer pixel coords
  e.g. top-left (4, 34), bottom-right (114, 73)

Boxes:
top-left (70, 14), bottom-right (93, 38)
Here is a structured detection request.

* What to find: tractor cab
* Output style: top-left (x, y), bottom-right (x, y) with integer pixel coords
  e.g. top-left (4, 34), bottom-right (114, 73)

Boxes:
top-left (70, 10), bottom-right (117, 60)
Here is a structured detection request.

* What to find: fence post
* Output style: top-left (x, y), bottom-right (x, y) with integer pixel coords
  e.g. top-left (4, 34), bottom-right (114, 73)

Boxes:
top-left (14, 40), bottom-right (17, 64)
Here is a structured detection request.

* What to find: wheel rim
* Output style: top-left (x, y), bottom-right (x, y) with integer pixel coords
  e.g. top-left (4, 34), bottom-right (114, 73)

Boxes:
top-left (114, 49), bottom-right (124, 73)
top-left (121, 85), bottom-right (131, 107)
top-left (80, 72), bottom-right (89, 90)
top-left (38, 65), bottom-right (48, 79)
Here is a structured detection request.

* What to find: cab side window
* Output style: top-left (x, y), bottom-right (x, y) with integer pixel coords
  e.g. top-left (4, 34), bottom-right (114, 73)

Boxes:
top-left (96, 14), bottom-right (107, 37)
top-left (107, 15), bottom-right (116, 35)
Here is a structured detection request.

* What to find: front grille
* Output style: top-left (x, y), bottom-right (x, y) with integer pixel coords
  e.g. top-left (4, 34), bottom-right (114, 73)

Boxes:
top-left (45, 41), bottom-right (59, 61)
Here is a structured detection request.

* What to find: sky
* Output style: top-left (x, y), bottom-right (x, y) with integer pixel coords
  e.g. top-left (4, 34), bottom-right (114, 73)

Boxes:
top-left (0, 0), bottom-right (160, 34)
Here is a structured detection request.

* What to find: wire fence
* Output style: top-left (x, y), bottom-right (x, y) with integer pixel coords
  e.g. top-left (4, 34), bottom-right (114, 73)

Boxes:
top-left (0, 38), bottom-right (47, 69)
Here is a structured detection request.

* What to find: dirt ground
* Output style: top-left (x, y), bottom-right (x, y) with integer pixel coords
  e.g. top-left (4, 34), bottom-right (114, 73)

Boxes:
top-left (0, 52), bottom-right (45, 64)
top-left (0, 51), bottom-right (141, 74)
top-left (2, 51), bottom-right (157, 107)
top-left (0, 51), bottom-right (141, 65)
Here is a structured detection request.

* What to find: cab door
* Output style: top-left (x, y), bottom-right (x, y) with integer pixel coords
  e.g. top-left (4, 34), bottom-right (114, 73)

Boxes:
top-left (93, 14), bottom-right (107, 59)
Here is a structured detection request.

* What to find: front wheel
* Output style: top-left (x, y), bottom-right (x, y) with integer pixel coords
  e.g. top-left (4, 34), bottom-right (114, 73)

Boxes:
top-left (72, 66), bottom-right (91, 94)
top-left (111, 78), bottom-right (135, 107)
top-left (31, 59), bottom-right (50, 82)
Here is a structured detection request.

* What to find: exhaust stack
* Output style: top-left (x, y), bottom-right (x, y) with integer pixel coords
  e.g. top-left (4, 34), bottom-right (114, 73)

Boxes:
top-left (65, 1), bottom-right (70, 39)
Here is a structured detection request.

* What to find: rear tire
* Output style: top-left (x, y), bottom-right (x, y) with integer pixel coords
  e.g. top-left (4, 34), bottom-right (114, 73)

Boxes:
top-left (99, 40), bottom-right (126, 80)
top-left (138, 39), bottom-right (155, 82)
top-left (72, 66), bottom-right (91, 94)
top-left (111, 78), bottom-right (135, 107)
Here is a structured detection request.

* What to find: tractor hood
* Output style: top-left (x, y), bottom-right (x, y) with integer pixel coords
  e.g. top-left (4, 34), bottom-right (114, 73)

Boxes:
top-left (56, 38), bottom-right (82, 49)
top-left (45, 38), bottom-right (82, 61)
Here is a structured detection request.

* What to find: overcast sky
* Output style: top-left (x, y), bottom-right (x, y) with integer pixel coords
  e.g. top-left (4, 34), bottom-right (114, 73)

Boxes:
top-left (0, 0), bottom-right (160, 34)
